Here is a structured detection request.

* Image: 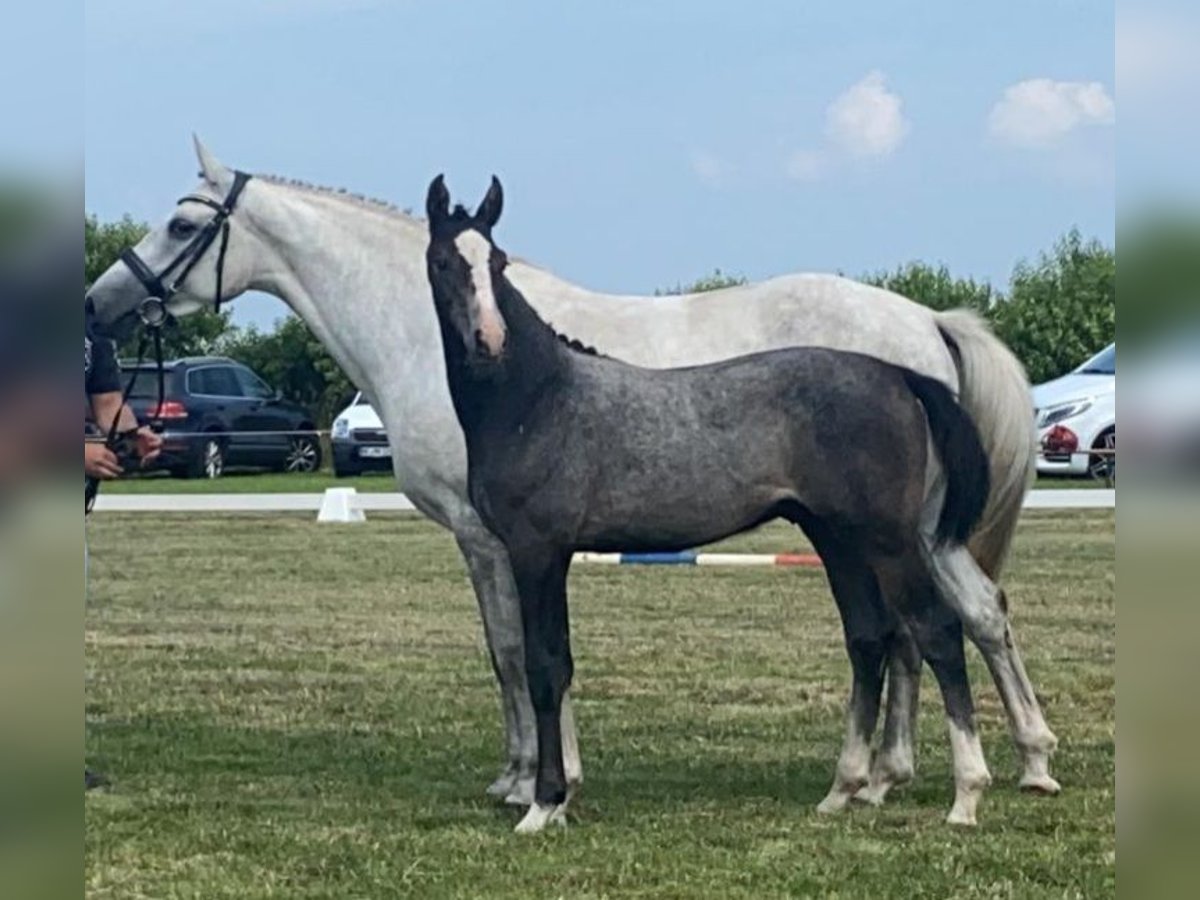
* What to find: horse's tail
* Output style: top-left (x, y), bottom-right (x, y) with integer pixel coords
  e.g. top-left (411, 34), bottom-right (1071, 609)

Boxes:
top-left (902, 368), bottom-right (991, 546)
top-left (933, 309), bottom-right (1036, 575)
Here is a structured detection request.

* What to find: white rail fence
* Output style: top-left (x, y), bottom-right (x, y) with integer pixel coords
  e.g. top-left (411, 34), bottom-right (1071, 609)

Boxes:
top-left (92, 487), bottom-right (1113, 520)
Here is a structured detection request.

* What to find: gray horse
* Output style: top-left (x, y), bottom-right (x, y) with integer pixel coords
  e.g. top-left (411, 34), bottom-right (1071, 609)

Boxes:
top-left (86, 139), bottom-right (1057, 811)
top-left (424, 175), bottom-right (1020, 833)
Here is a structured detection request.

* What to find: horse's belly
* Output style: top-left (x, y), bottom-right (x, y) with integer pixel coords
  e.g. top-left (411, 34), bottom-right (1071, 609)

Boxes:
top-left (575, 476), bottom-right (781, 553)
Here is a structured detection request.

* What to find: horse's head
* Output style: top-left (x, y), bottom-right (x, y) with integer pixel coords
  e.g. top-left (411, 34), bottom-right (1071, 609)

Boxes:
top-left (85, 136), bottom-right (261, 339)
top-left (424, 174), bottom-right (509, 360)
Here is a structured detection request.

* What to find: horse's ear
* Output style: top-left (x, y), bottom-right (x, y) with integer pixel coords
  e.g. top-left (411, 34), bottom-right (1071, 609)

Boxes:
top-left (426, 175), bottom-right (451, 228)
top-left (193, 134), bottom-right (233, 191)
top-left (475, 176), bottom-right (503, 229)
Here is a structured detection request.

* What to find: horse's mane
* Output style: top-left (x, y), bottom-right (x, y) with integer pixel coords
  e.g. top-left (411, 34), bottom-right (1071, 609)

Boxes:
top-left (555, 331), bottom-right (602, 357)
top-left (254, 177), bottom-right (545, 272)
top-left (254, 172), bottom-right (424, 223)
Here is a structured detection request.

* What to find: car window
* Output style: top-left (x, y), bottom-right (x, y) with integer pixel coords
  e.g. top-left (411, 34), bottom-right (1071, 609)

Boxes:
top-left (188, 366), bottom-right (243, 397)
top-left (185, 369), bottom-right (207, 395)
top-left (235, 366), bottom-right (275, 400)
top-left (120, 368), bottom-right (175, 399)
top-left (1076, 344), bottom-right (1115, 376)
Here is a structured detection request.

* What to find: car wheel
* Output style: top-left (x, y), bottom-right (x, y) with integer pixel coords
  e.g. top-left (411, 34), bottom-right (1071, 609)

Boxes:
top-left (283, 435), bottom-right (322, 473)
top-left (1088, 428), bottom-right (1115, 482)
top-left (187, 437), bottom-right (225, 479)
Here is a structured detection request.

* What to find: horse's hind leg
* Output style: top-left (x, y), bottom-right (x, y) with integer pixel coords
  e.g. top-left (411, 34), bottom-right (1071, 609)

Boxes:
top-left (855, 626), bottom-right (922, 806)
top-left (876, 555), bottom-right (992, 825)
top-left (808, 531), bottom-right (891, 814)
top-left (924, 540), bottom-right (1060, 795)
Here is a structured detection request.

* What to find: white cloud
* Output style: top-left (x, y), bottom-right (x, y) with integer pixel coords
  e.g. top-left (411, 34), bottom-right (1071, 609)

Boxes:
top-left (784, 150), bottom-right (826, 181)
top-left (689, 150), bottom-right (725, 186)
top-left (824, 71), bottom-right (910, 158)
top-left (988, 79), bottom-right (1114, 148)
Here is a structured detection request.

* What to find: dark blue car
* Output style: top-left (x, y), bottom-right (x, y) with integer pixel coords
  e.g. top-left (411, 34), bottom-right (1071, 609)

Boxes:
top-left (115, 357), bottom-right (321, 478)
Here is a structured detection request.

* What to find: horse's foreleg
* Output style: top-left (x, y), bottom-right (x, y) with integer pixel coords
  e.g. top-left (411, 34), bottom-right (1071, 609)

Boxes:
top-left (510, 547), bottom-right (574, 834)
top-left (454, 527), bottom-right (538, 804)
top-left (455, 524), bottom-right (584, 807)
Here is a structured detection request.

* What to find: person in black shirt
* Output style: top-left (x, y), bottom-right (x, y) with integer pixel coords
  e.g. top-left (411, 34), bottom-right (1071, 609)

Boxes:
top-left (84, 319), bottom-right (160, 482)
top-left (84, 316), bottom-right (160, 790)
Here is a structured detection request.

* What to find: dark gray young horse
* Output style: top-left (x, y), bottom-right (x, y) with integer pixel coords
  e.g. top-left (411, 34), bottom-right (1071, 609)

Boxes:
top-left (424, 175), bottom-right (1041, 833)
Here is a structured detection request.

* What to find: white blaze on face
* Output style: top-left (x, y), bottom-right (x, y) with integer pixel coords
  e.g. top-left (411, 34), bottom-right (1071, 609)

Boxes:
top-left (454, 229), bottom-right (506, 356)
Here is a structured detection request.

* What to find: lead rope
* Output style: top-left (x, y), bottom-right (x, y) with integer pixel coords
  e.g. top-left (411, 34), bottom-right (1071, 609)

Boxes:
top-left (85, 299), bottom-right (168, 514)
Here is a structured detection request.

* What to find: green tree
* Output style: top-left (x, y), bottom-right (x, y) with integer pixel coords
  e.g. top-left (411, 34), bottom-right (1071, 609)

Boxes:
top-left (992, 229), bottom-right (1115, 384)
top-left (218, 316), bottom-right (354, 428)
top-left (85, 214), bottom-right (233, 358)
top-left (656, 268), bottom-right (747, 295)
top-left (862, 261), bottom-right (997, 313)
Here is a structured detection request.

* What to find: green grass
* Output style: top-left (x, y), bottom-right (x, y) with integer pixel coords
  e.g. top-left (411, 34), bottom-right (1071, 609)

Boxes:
top-left (105, 470), bottom-right (1106, 495)
top-left (85, 511), bottom-right (1114, 898)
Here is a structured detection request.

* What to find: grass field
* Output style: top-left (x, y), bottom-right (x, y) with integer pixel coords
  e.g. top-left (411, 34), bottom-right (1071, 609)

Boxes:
top-left (84, 511), bottom-right (1115, 898)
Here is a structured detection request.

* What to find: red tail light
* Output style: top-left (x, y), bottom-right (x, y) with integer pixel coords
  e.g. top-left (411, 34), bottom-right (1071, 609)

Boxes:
top-left (1042, 424), bottom-right (1079, 455)
top-left (151, 400), bottom-right (188, 420)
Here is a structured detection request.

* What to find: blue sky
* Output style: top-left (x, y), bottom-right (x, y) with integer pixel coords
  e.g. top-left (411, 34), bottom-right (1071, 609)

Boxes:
top-left (82, 0), bottom-right (1115, 331)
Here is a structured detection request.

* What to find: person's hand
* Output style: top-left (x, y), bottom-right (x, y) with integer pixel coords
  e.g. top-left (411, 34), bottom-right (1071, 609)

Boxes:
top-left (136, 426), bottom-right (163, 465)
top-left (85, 442), bottom-right (123, 480)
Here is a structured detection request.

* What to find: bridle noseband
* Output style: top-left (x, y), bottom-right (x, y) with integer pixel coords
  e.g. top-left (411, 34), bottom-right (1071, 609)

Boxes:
top-left (119, 169), bottom-right (252, 314)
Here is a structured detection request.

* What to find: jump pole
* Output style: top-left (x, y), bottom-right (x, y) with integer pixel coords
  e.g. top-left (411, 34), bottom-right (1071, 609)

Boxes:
top-left (573, 550), bottom-right (822, 568)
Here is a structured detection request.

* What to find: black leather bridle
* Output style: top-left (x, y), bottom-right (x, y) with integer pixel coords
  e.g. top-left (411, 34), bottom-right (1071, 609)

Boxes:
top-left (119, 169), bottom-right (252, 313)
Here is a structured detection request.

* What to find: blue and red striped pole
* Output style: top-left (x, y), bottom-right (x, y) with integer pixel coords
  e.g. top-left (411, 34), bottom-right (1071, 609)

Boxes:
top-left (573, 550), bottom-right (822, 568)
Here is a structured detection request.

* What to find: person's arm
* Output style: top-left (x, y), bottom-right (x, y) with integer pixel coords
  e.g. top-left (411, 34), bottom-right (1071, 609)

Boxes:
top-left (88, 390), bottom-right (162, 464)
top-left (90, 389), bottom-right (138, 436)
top-left (85, 334), bottom-right (162, 463)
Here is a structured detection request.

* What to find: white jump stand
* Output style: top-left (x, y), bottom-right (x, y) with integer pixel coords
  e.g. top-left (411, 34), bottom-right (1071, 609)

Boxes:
top-left (316, 487), bottom-right (367, 523)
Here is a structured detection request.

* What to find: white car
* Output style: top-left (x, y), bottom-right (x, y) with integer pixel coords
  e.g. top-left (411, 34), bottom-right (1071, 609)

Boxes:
top-left (1031, 344), bottom-right (1115, 479)
top-left (330, 391), bottom-right (393, 477)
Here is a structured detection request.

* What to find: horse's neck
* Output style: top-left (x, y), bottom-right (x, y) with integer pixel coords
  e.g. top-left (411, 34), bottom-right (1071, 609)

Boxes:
top-left (449, 281), bottom-right (568, 427)
top-left (243, 185), bottom-right (438, 402)
top-left (498, 278), bottom-right (565, 362)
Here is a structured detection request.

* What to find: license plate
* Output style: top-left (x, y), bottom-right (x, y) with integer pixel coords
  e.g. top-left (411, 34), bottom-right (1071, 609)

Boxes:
top-left (359, 446), bottom-right (391, 459)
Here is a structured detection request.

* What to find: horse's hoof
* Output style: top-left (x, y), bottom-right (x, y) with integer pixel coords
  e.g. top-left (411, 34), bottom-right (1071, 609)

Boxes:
top-left (1019, 773), bottom-right (1062, 795)
top-left (486, 770), bottom-right (518, 799)
top-left (514, 802), bottom-right (568, 834)
top-left (945, 807), bottom-right (978, 827)
top-left (816, 791), bottom-right (851, 815)
top-left (852, 783), bottom-right (888, 807)
top-left (504, 777), bottom-right (536, 807)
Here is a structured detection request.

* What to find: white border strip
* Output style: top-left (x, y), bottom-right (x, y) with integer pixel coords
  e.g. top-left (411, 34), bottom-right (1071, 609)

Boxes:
top-left (93, 491), bottom-right (416, 513)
